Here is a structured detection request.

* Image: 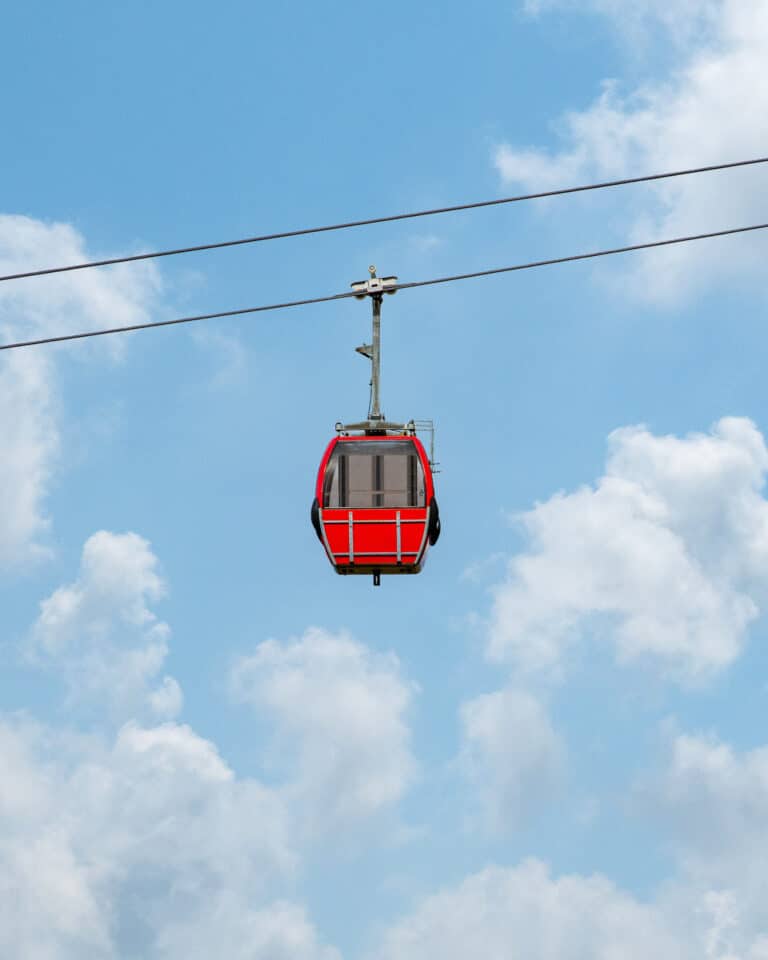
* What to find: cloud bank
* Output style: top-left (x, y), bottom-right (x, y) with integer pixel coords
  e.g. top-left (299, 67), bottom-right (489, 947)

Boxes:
top-left (0, 715), bottom-right (341, 960)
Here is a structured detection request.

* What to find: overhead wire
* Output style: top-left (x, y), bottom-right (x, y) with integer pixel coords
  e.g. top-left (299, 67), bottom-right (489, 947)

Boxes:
top-left (396, 221), bottom-right (768, 292)
top-left (1, 156), bottom-right (767, 284)
top-left (1, 220), bottom-right (767, 353)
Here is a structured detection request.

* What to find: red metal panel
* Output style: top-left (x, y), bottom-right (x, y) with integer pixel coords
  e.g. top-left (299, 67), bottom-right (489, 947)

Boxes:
top-left (321, 506), bottom-right (429, 572)
top-left (315, 437), bottom-right (339, 502)
top-left (315, 432), bottom-right (436, 577)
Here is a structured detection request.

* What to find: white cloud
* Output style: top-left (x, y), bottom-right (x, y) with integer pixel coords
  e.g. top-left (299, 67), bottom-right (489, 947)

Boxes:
top-left (458, 688), bottom-right (564, 831)
top-left (373, 859), bottom-right (682, 960)
top-left (0, 215), bottom-right (160, 349)
top-left (373, 854), bottom-right (768, 960)
top-left (488, 417), bottom-right (768, 680)
top-left (155, 899), bottom-right (341, 960)
top-left (3, 525), bottom-right (340, 958)
top-left (499, 0), bottom-right (768, 303)
top-left (654, 733), bottom-right (768, 908)
top-left (28, 530), bottom-right (182, 721)
top-left (0, 716), bottom-right (338, 960)
top-left (610, 726), bottom-right (768, 959)
top-left (0, 348), bottom-right (59, 570)
top-left (0, 720), bottom-right (111, 957)
top-left (0, 215), bottom-right (160, 572)
top-left (523, 0), bottom-right (721, 48)
top-left (231, 627), bottom-right (417, 838)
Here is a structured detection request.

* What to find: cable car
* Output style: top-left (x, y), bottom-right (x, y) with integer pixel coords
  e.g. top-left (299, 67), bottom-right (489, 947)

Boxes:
top-left (311, 268), bottom-right (440, 586)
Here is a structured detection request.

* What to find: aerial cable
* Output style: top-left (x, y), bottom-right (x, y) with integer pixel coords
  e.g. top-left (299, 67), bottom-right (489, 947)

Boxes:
top-left (1, 156), bottom-right (767, 284)
top-left (0, 219), bottom-right (766, 353)
top-left (397, 221), bottom-right (768, 292)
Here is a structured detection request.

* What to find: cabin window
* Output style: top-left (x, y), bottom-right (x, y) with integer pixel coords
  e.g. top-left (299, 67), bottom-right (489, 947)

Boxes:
top-left (323, 441), bottom-right (426, 508)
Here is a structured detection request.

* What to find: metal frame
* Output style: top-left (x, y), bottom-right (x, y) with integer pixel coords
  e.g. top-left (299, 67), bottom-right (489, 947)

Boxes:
top-left (334, 417), bottom-right (438, 473)
top-left (322, 517), bottom-right (425, 525)
top-left (412, 419), bottom-right (439, 472)
top-left (336, 419), bottom-right (416, 435)
top-left (319, 507), bottom-right (430, 568)
top-left (350, 266), bottom-right (397, 427)
top-left (341, 266), bottom-right (439, 464)
top-left (315, 265), bottom-right (439, 585)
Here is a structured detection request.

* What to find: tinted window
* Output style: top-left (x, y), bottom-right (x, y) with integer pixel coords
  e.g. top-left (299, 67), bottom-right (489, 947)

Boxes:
top-left (323, 440), bottom-right (426, 508)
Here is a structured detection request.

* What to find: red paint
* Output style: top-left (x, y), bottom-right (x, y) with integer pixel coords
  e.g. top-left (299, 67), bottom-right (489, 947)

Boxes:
top-left (313, 434), bottom-right (438, 576)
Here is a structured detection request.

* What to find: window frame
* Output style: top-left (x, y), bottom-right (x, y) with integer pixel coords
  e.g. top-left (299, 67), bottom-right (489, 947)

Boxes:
top-left (322, 439), bottom-right (426, 510)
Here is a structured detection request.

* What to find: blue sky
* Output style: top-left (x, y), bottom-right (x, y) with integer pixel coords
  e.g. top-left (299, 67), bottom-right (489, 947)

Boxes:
top-left (3, 1), bottom-right (768, 957)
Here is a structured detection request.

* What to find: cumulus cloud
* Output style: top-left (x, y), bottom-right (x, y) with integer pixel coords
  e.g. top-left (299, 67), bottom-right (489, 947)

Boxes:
top-left (458, 688), bottom-right (564, 831)
top-left (0, 716), bottom-right (338, 960)
top-left (3, 530), bottom-right (343, 957)
top-left (0, 215), bottom-right (160, 572)
top-left (373, 854), bottom-right (768, 960)
top-left (373, 859), bottom-right (682, 960)
top-left (231, 627), bottom-right (417, 837)
top-left (488, 417), bottom-right (768, 680)
top-left (499, 0), bottom-right (768, 303)
top-left (28, 530), bottom-right (182, 720)
top-left (654, 733), bottom-right (768, 907)
top-left (154, 898), bottom-right (341, 960)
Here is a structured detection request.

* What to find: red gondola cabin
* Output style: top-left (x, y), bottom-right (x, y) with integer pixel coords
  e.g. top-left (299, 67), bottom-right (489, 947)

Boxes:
top-left (312, 431), bottom-right (440, 581)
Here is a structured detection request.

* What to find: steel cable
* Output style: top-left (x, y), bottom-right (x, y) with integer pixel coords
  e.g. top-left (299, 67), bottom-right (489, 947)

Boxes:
top-left (2, 220), bottom-right (766, 352)
top-left (1, 156), bottom-right (767, 283)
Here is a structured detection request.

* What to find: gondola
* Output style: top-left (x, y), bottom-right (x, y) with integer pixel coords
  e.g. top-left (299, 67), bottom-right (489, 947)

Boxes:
top-left (311, 268), bottom-right (440, 586)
